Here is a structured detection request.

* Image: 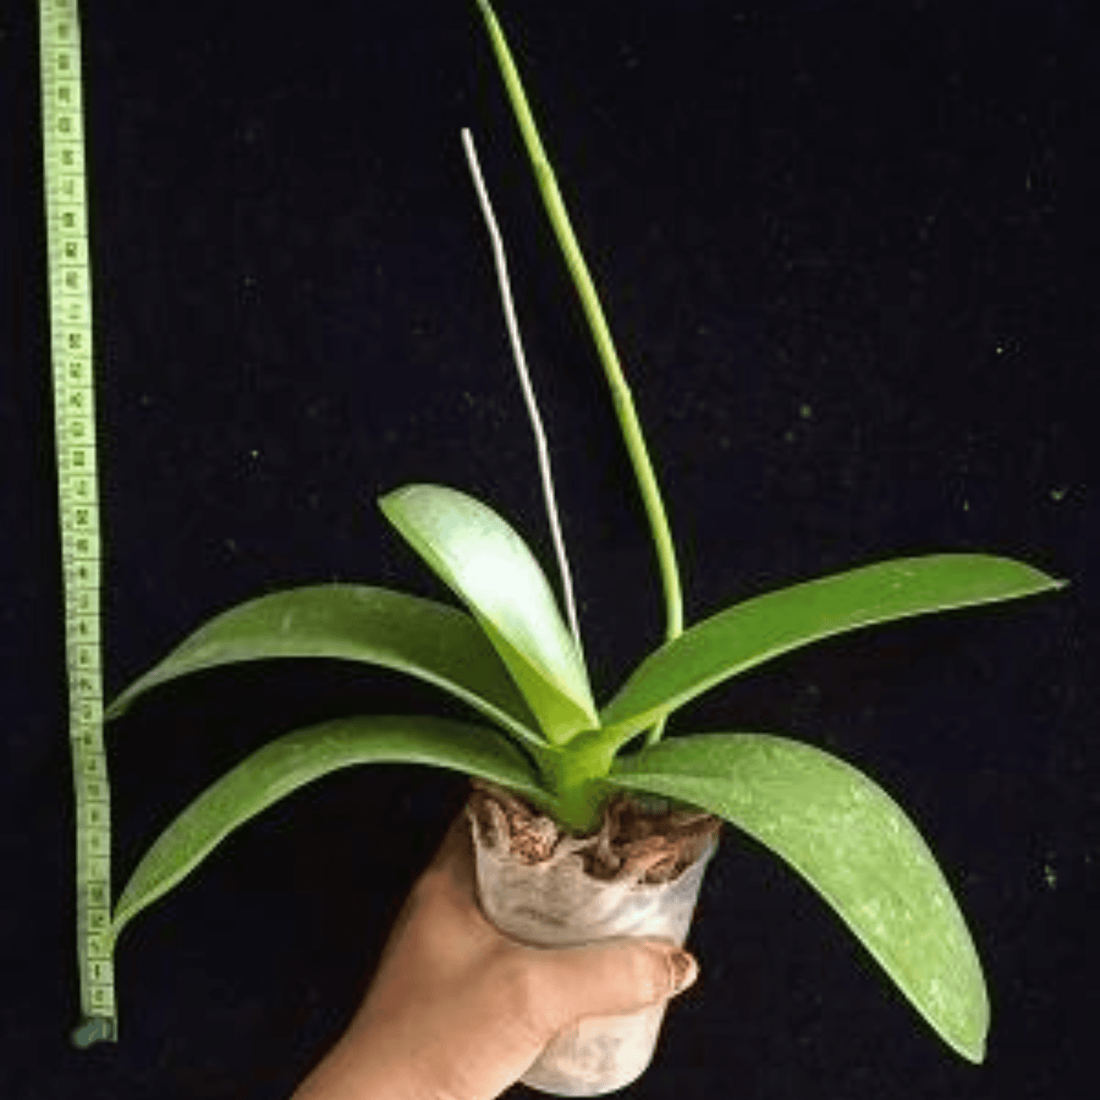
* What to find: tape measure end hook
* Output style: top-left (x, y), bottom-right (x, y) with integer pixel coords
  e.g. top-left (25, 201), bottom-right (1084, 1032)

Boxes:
top-left (71, 1016), bottom-right (117, 1048)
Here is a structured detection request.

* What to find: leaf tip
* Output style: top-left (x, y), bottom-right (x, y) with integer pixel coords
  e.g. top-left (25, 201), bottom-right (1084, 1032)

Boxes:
top-left (952, 1023), bottom-right (988, 1065)
top-left (103, 693), bottom-right (130, 721)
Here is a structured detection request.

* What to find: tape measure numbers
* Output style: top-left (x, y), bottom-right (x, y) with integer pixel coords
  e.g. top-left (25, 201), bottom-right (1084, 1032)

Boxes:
top-left (38, 0), bottom-right (116, 1046)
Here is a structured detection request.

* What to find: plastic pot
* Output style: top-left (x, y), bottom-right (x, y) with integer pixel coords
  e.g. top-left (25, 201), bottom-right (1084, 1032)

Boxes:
top-left (465, 781), bottom-right (721, 1096)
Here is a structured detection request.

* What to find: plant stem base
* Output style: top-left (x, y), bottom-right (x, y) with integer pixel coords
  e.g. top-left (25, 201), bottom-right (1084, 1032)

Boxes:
top-left (465, 779), bottom-right (722, 1095)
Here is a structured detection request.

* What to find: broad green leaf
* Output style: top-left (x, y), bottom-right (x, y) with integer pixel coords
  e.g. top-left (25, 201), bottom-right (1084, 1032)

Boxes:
top-left (110, 715), bottom-right (555, 947)
top-left (601, 554), bottom-right (1064, 740)
top-left (379, 484), bottom-right (597, 744)
top-left (609, 733), bottom-right (989, 1062)
top-left (105, 585), bottom-right (547, 752)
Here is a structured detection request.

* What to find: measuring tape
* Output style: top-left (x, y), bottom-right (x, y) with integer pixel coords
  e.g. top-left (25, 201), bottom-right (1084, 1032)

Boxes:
top-left (38, 0), bottom-right (116, 1046)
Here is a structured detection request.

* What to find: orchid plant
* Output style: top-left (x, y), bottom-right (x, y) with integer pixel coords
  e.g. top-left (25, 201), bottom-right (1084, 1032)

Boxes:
top-left (105, 0), bottom-right (1062, 1067)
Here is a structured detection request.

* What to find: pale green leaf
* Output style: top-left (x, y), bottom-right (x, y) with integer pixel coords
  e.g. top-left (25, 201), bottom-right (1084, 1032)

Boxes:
top-left (601, 554), bottom-right (1064, 740)
top-left (105, 584), bottom-right (545, 751)
top-left (609, 732), bottom-right (989, 1062)
top-left (379, 484), bottom-right (597, 743)
top-left (110, 715), bottom-right (555, 946)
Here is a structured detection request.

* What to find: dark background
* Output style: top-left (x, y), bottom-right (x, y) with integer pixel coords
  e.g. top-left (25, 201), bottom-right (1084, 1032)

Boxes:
top-left (2, 0), bottom-right (1094, 1097)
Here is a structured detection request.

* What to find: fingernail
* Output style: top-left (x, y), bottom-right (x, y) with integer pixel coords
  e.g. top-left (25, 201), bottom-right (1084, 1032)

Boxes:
top-left (668, 948), bottom-right (698, 993)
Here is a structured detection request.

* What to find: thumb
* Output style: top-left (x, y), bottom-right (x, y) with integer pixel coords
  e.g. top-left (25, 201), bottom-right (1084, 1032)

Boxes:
top-left (523, 937), bottom-right (699, 1038)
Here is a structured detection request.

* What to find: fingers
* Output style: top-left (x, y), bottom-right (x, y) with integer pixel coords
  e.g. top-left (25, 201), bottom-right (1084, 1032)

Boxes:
top-left (520, 937), bottom-right (699, 1040)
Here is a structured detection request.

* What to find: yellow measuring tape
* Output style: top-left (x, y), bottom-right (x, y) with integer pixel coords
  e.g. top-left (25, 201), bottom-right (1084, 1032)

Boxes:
top-left (37, 0), bottom-right (116, 1046)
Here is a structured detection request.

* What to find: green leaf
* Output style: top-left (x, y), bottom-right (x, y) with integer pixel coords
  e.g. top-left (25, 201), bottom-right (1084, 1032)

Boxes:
top-left (601, 554), bottom-right (1064, 740)
top-left (110, 715), bottom-right (555, 946)
top-left (379, 484), bottom-right (597, 743)
top-left (105, 585), bottom-right (546, 752)
top-left (609, 733), bottom-right (989, 1062)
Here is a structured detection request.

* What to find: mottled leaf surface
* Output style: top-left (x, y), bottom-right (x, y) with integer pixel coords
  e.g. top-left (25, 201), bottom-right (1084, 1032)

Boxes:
top-left (106, 585), bottom-right (544, 749)
top-left (601, 554), bottom-right (1063, 740)
top-left (380, 484), bottom-right (597, 742)
top-left (111, 715), bottom-right (551, 945)
top-left (609, 733), bottom-right (989, 1062)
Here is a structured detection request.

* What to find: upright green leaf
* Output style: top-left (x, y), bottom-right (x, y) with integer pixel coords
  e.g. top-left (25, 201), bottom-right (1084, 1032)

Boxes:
top-left (110, 715), bottom-right (555, 947)
top-left (609, 733), bottom-right (989, 1062)
top-left (105, 585), bottom-right (546, 751)
top-left (379, 484), bottom-right (597, 743)
top-left (601, 554), bottom-right (1064, 741)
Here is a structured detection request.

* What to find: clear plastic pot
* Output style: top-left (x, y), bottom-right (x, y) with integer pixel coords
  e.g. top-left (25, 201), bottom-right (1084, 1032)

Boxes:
top-left (465, 783), bottom-right (721, 1096)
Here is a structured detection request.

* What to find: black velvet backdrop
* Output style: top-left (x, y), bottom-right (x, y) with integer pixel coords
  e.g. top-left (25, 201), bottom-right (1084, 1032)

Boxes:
top-left (2, 1), bottom-right (1095, 1097)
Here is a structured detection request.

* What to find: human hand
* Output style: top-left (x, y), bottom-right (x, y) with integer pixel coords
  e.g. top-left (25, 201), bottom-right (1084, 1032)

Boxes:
top-left (291, 808), bottom-right (700, 1100)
